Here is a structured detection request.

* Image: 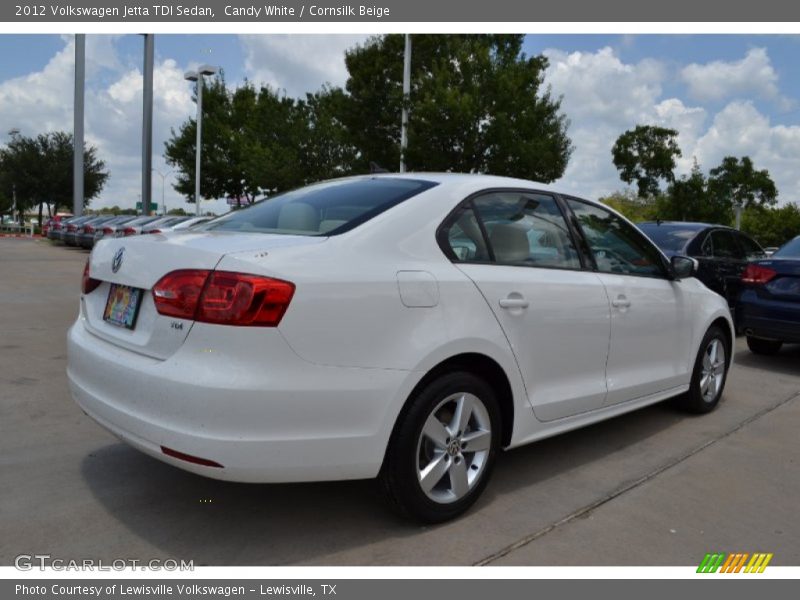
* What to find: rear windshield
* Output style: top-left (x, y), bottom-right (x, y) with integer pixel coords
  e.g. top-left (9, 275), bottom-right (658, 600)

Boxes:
top-left (774, 237), bottom-right (800, 258)
top-left (638, 224), bottom-right (699, 253)
top-left (201, 177), bottom-right (437, 236)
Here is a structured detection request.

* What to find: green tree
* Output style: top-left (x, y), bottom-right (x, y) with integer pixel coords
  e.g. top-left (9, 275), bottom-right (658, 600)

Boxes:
top-left (612, 125), bottom-right (682, 198)
top-left (741, 203), bottom-right (800, 247)
top-left (661, 160), bottom-right (731, 224)
top-left (343, 34), bottom-right (572, 179)
top-left (708, 156), bottom-right (778, 228)
top-left (600, 189), bottom-right (659, 222)
top-left (165, 78), bottom-right (348, 206)
top-left (0, 190), bottom-right (11, 220)
top-left (0, 131), bottom-right (108, 224)
top-left (297, 86), bottom-right (358, 183)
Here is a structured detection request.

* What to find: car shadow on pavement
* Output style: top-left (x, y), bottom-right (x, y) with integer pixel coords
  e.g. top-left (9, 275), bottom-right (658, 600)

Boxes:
top-left (80, 400), bottom-right (687, 565)
top-left (733, 343), bottom-right (800, 378)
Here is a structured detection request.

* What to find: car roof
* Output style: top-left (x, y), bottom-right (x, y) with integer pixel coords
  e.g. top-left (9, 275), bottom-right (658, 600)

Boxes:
top-left (355, 172), bottom-right (569, 196)
top-left (638, 221), bottom-right (728, 231)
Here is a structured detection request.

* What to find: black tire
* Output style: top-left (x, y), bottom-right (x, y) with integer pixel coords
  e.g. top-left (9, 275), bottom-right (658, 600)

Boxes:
top-left (379, 371), bottom-right (501, 523)
top-left (676, 325), bottom-right (730, 414)
top-left (746, 336), bottom-right (783, 355)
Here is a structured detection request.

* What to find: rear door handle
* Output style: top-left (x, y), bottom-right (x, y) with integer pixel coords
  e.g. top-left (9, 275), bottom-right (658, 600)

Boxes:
top-left (499, 297), bottom-right (530, 310)
top-left (611, 295), bottom-right (631, 308)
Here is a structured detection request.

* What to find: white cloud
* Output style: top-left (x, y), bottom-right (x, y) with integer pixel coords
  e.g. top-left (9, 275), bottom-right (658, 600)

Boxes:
top-left (239, 34), bottom-right (369, 97)
top-left (0, 36), bottom-right (196, 212)
top-left (681, 48), bottom-right (784, 104)
top-left (543, 47), bottom-right (707, 199)
top-left (541, 46), bottom-right (800, 204)
top-left (693, 101), bottom-right (800, 201)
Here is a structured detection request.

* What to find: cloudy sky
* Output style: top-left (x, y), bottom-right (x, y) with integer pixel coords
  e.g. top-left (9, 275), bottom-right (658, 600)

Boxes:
top-left (0, 33), bottom-right (799, 214)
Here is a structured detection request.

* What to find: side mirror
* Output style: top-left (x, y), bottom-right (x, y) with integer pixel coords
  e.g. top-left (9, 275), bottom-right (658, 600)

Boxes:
top-left (671, 255), bottom-right (698, 280)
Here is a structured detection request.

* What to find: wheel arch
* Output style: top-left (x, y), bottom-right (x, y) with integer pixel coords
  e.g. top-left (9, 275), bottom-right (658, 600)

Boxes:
top-left (710, 315), bottom-right (735, 367)
top-left (387, 353), bottom-right (516, 457)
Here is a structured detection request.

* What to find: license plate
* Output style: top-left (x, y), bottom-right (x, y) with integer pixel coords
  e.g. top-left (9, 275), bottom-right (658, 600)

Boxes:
top-left (103, 284), bottom-right (143, 330)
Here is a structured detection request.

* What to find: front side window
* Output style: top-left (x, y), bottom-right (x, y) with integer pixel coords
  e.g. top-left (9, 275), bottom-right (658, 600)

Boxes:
top-left (469, 192), bottom-right (581, 269)
top-left (566, 199), bottom-right (666, 277)
top-left (202, 177), bottom-right (437, 236)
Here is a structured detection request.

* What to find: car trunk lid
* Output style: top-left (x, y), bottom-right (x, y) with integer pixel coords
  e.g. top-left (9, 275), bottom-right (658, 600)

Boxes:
top-left (82, 232), bottom-right (326, 359)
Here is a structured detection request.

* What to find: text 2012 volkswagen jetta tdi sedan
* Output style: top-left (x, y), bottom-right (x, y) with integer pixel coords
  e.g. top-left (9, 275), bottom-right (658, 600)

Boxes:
top-left (67, 174), bottom-right (733, 522)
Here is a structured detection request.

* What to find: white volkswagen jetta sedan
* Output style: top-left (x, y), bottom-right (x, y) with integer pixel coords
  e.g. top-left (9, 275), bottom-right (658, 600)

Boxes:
top-left (68, 174), bottom-right (733, 522)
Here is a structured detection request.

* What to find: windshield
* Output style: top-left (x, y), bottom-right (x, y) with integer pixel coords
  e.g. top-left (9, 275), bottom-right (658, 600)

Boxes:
top-left (638, 224), bottom-right (699, 253)
top-left (774, 237), bottom-right (800, 258)
top-left (201, 177), bottom-right (437, 236)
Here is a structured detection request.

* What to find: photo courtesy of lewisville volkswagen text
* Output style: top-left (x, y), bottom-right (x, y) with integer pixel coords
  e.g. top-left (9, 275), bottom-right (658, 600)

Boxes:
top-left (0, 0), bottom-right (798, 592)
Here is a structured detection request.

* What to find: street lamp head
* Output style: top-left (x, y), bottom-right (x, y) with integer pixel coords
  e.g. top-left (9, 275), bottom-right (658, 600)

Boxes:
top-left (197, 64), bottom-right (218, 77)
top-left (184, 71), bottom-right (199, 82)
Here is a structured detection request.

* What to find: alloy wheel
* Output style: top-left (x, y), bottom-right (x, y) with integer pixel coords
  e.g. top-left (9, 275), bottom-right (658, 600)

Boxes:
top-left (415, 392), bottom-right (492, 504)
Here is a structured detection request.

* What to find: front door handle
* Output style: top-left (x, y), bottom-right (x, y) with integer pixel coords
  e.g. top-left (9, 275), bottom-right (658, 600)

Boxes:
top-left (611, 295), bottom-right (631, 308)
top-left (499, 296), bottom-right (530, 310)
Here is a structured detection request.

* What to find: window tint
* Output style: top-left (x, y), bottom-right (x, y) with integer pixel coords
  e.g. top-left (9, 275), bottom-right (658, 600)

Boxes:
top-left (735, 233), bottom-right (765, 260)
top-left (567, 199), bottom-right (666, 277)
top-left (468, 192), bottom-right (581, 269)
top-left (202, 178), bottom-right (437, 236)
top-left (711, 230), bottom-right (744, 259)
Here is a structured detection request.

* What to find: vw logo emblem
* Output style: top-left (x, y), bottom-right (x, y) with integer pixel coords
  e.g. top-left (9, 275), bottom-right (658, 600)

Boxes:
top-left (111, 247), bottom-right (125, 273)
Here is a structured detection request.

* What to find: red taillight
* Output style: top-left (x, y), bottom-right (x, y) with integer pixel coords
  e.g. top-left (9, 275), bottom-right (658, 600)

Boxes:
top-left (122, 227), bottom-right (136, 236)
top-left (102, 227), bottom-right (113, 235)
top-left (742, 264), bottom-right (777, 285)
top-left (151, 270), bottom-right (209, 319)
top-left (152, 270), bottom-right (295, 326)
top-left (146, 229), bottom-right (161, 234)
top-left (85, 225), bottom-right (95, 233)
top-left (82, 260), bottom-right (101, 294)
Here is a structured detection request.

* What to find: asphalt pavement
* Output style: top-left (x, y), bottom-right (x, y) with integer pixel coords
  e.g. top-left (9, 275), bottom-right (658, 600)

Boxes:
top-left (1, 237), bottom-right (798, 566)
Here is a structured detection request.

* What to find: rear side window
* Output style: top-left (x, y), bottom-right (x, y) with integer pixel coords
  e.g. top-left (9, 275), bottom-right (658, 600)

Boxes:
top-left (441, 191), bottom-right (581, 269)
top-left (202, 178), bottom-right (437, 236)
top-left (711, 231), bottom-right (744, 259)
top-left (444, 206), bottom-right (491, 262)
top-left (735, 233), bottom-right (765, 260)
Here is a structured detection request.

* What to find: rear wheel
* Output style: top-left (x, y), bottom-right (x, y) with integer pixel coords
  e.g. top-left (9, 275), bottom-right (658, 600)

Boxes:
top-left (380, 372), bottom-right (500, 523)
top-left (677, 325), bottom-right (730, 414)
top-left (746, 336), bottom-right (783, 355)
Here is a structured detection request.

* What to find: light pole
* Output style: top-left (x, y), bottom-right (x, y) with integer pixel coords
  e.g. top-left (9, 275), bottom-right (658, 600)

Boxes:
top-left (184, 65), bottom-right (218, 216)
top-left (74, 34), bottom-right (85, 218)
top-left (399, 34), bottom-right (411, 173)
top-left (8, 128), bottom-right (20, 224)
top-left (152, 168), bottom-right (172, 215)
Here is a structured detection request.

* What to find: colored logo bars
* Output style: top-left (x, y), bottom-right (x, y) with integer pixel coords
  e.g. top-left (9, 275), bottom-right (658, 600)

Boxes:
top-left (697, 552), bottom-right (773, 573)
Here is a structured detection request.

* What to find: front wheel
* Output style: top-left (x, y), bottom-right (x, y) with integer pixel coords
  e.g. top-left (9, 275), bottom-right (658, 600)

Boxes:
top-left (677, 325), bottom-right (730, 414)
top-left (379, 372), bottom-right (500, 523)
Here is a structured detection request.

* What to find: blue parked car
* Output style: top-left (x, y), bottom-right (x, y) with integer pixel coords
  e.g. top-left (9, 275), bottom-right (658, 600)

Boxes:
top-left (737, 235), bottom-right (800, 355)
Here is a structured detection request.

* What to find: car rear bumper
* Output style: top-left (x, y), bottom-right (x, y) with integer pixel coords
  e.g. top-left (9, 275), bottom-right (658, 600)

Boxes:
top-left (67, 319), bottom-right (414, 483)
top-left (738, 291), bottom-right (800, 343)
